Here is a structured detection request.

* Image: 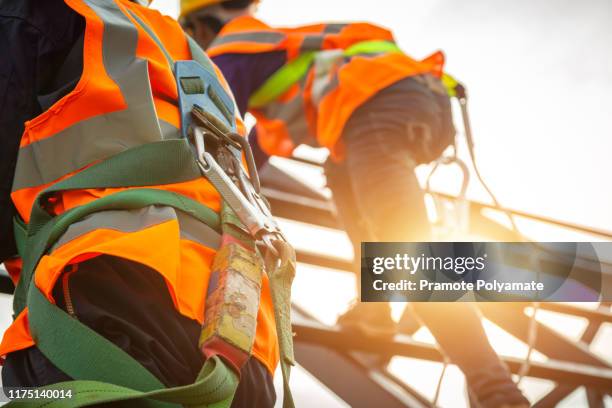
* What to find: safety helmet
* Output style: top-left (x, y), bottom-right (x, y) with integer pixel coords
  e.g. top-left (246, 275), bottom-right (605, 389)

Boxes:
top-left (180, 0), bottom-right (258, 19)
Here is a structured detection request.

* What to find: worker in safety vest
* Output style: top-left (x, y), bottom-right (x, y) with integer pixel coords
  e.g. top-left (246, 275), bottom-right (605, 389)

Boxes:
top-left (181, 1), bottom-right (530, 407)
top-left (0, 1), bottom-right (295, 407)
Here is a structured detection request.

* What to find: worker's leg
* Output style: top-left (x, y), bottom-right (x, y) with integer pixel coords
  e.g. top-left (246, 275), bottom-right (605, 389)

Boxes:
top-left (323, 159), bottom-right (369, 272)
top-left (342, 126), bottom-right (430, 242)
top-left (324, 159), bottom-right (397, 336)
top-left (330, 77), bottom-right (446, 336)
top-left (1, 256), bottom-right (276, 407)
top-left (411, 303), bottom-right (529, 407)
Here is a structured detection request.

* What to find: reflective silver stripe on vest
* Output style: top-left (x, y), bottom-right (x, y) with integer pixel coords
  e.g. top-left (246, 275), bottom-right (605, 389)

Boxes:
top-left (52, 206), bottom-right (221, 252)
top-left (300, 35), bottom-right (324, 52)
top-left (126, 8), bottom-right (175, 70)
top-left (300, 24), bottom-right (348, 51)
top-left (323, 23), bottom-right (347, 34)
top-left (12, 0), bottom-right (165, 191)
top-left (175, 211), bottom-right (221, 248)
top-left (313, 50), bottom-right (396, 104)
top-left (210, 31), bottom-right (285, 49)
top-left (310, 49), bottom-right (345, 105)
top-left (160, 120), bottom-right (181, 140)
top-left (312, 72), bottom-right (340, 105)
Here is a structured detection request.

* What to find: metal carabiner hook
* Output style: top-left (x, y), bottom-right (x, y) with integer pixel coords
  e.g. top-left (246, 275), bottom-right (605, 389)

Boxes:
top-left (191, 126), bottom-right (211, 171)
top-left (227, 132), bottom-right (261, 193)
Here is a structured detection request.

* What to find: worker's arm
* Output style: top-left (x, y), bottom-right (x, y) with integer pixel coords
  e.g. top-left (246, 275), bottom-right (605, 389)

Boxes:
top-left (211, 51), bottom-right (285, 168)
top-left (0, 0), bottom-right (84, 262)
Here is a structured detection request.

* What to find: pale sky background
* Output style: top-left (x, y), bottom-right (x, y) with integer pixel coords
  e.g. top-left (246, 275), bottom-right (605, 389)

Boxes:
top-left (0, 1), bottom-right (610, 407)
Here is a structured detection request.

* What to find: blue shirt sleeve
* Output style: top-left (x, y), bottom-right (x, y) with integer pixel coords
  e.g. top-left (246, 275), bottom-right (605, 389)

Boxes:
top-left (211, 51), bottom-right (285, 169)
top-left (211, 51), bottom-right (286, 116)
top-left (0, 0), bottom-right (84, 262)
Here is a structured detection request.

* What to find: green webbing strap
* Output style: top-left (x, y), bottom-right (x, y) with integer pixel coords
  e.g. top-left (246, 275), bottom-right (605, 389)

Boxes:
top-left (12, 216), bottom-right (26, 260)
top-left (9, 187), bottom-right (238, 407)
top-left (13, 139), bottom-right (204, 315)
top-left (16, 188), bottom-right (220, 318)
top-left (6, 188), bottom-right (234, 408)
top-left (216, 201), bottom-right (298, 408)
top-left (266, 241), bottom-right (297, 408)
top-left (9, 367), bottom-right (236, 408)
top-left (8, 283), bottom-right (237, 408)
top-left (219, 202), bottom-right (256, 248)
top-left (343, 39), bottom-right (401, 57)
top-left (28, 139), bottom-right (201, 230)
top-left (216, 190), bottom-right (297, 408)
top-left (215, 191), bottom-right (296, 408)
top-left (28, 281), bottom-right (160, 392)
top-left (248, 51), bottom-right (316, 109)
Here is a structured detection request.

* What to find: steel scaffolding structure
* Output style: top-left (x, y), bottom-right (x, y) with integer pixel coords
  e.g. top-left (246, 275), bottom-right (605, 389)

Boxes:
top-left (0, 158), bottom-right (610, 407)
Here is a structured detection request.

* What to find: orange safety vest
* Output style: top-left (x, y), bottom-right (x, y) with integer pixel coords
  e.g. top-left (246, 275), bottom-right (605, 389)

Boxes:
top-left (207, 16), bottom-right (445, 160)
top-left (1, 0), bottom-right (278, 376)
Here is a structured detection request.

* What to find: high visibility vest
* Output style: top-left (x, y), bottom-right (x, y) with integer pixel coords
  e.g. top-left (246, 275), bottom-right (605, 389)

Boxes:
top-left (1, 0), bottom-right (278, 379)
top-left (207, 16), bottom-right (445, 159)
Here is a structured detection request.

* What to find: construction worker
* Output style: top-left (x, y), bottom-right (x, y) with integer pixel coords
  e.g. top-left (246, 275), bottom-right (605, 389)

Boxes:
top-left (181, 1), bottom-right (530, 406)
top-left (0, 0), bottom-right (295, 407)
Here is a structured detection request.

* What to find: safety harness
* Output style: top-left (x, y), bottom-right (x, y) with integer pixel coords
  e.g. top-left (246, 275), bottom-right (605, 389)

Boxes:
top-left (8, 11), bottom-right (295, 408)
top-left (248, 39), bottom-right (406, 109)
